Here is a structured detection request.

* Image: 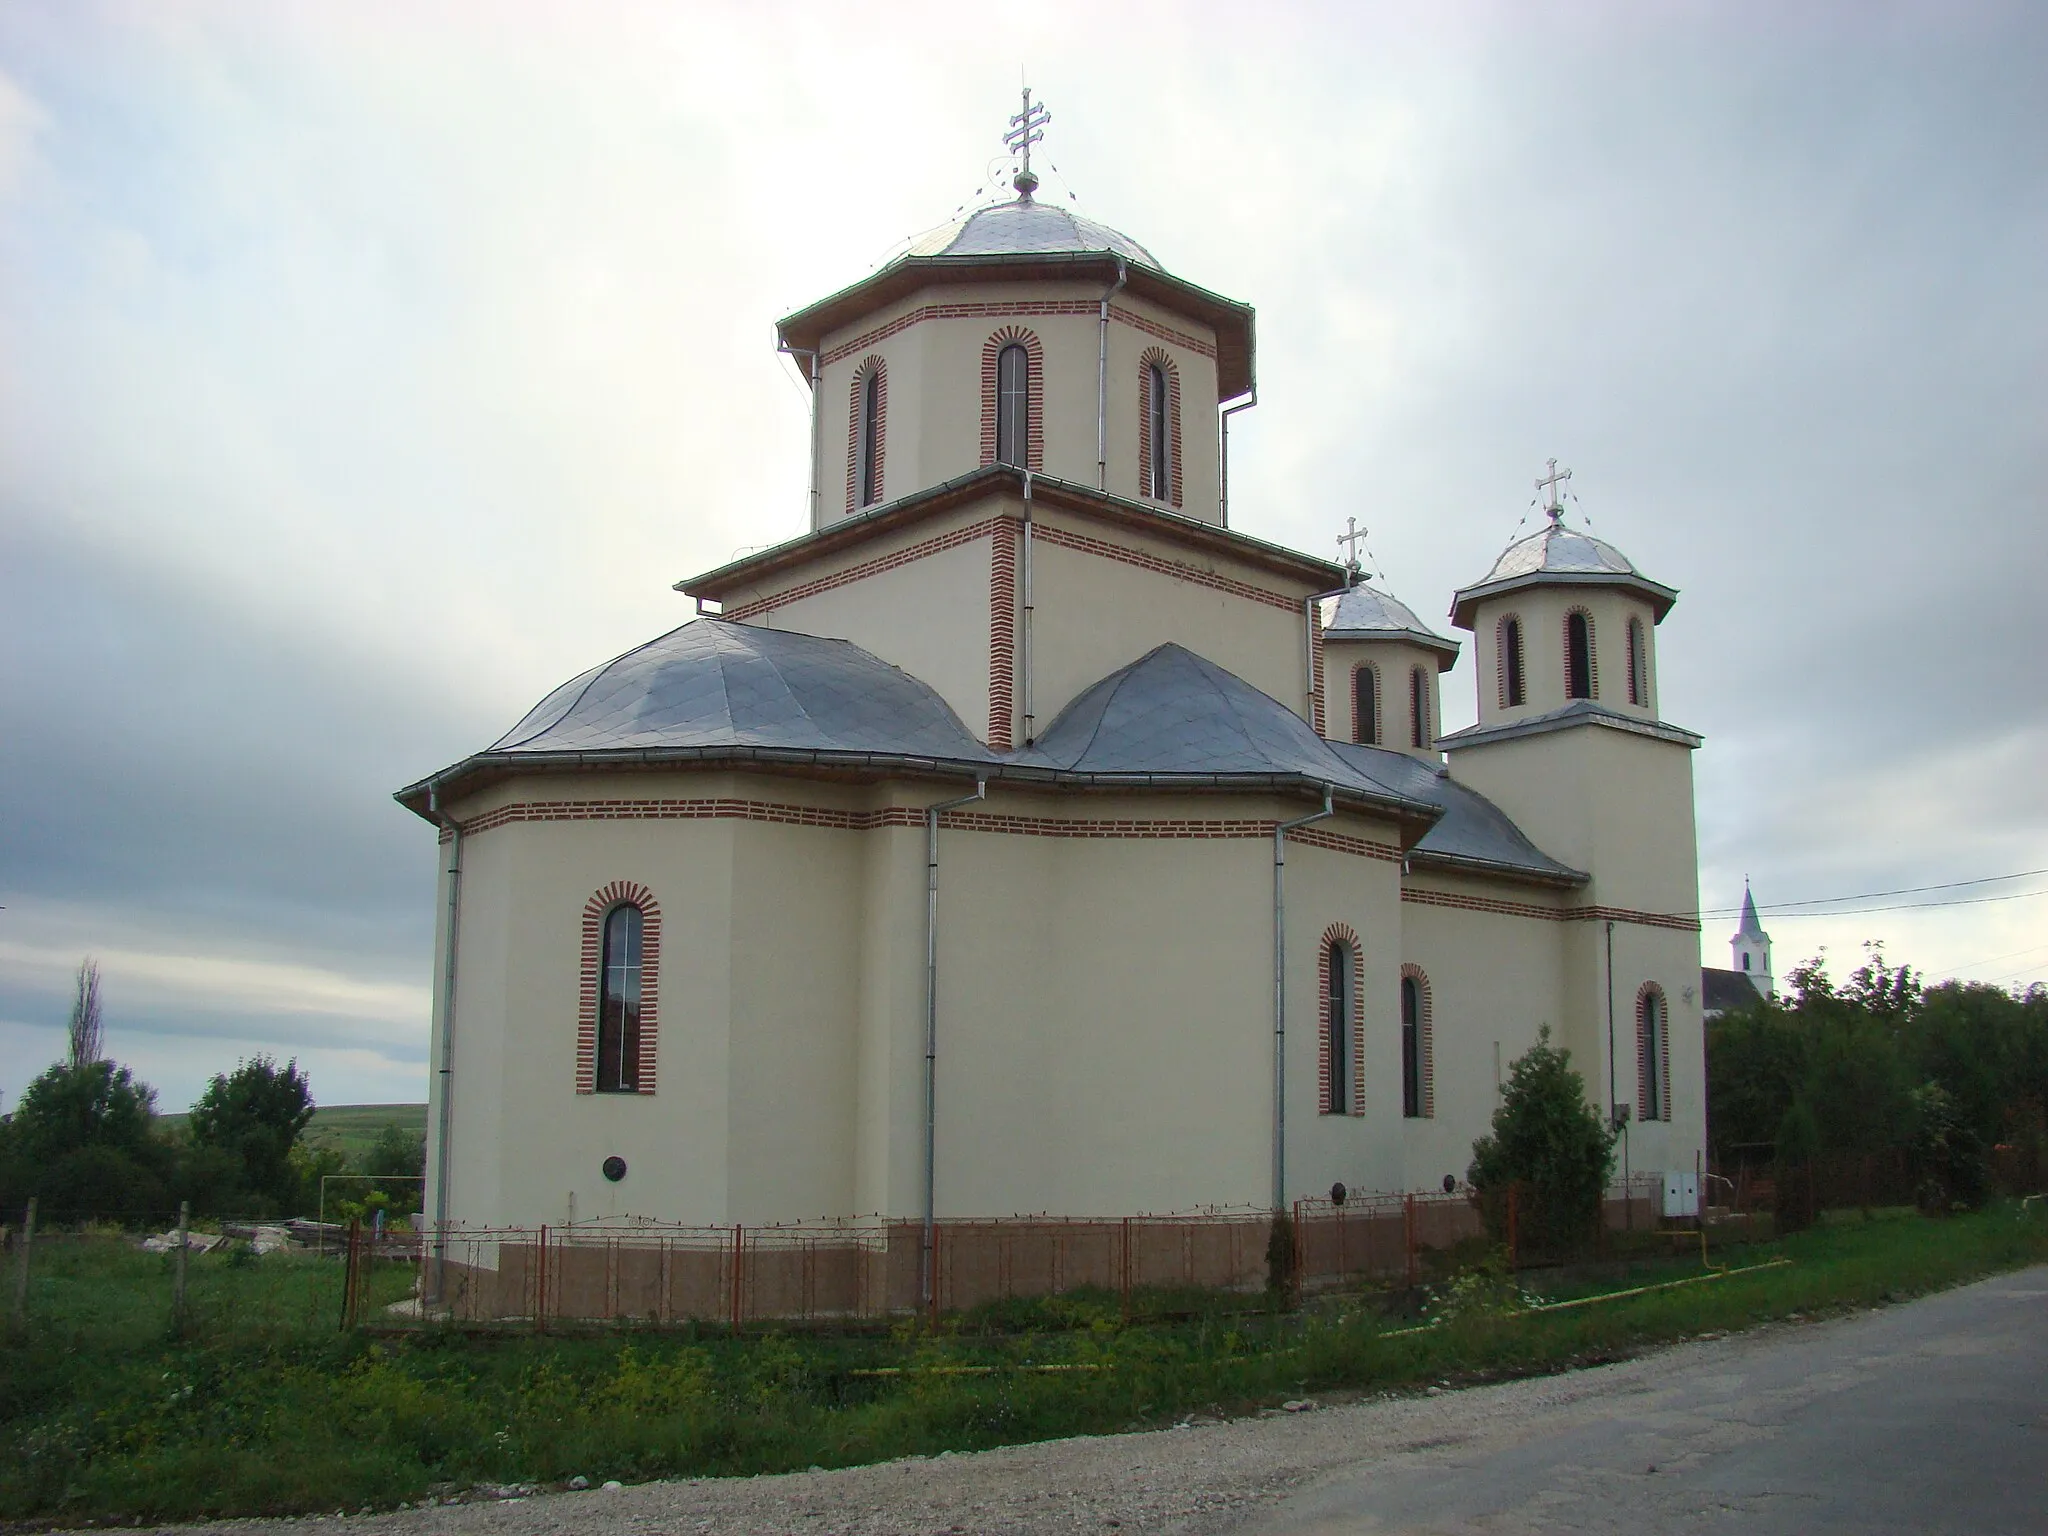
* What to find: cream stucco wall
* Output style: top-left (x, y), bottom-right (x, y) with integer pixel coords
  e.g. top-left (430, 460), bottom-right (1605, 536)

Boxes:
top-left (1465, 587), bottom-right (1662, 727)
top-left (812, 281), bottom-right (1223, 529)
top-left (1322, 638), bottom-right (1448, 756)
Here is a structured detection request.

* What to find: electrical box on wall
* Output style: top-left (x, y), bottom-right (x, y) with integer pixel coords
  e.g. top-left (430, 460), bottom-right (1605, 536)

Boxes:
top-left (1662, 1168), bottom-right (1700, 1219)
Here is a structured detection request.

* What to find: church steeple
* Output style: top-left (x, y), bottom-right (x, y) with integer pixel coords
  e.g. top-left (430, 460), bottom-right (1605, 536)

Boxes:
top-left (1731, 881), bottom-right (1774, 998)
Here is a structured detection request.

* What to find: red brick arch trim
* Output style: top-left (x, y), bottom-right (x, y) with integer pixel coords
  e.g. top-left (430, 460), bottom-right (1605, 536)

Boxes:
top-left (577, 881), bottom-right (662, 1095)
top-left (1136, 348), bottom-right (1183, 507)
top-left (1626, 615), bottom-right (1650, 707)
top-left (1400, 963), bottom-right (1436, 1118)
top-left (1496, 612), bottom-right (1526, 709)
top-left (1351, 662), bottom-right (1381, 745)
top-left (1636, 982), bottom-right (1670, 1122)
top-left (844, 355), bottom-right (887, 512)
top-left (980, 327), bottom-right (1044, 473)
top-left (1317, 922), bottom-right (1367, 1117)
top-left (1563, 605), bottom-right (1601, 701)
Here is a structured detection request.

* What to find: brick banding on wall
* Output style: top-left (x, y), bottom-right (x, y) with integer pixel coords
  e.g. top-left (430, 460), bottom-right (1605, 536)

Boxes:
top-left (1135, 348), bottom-right (1183, 508)
top-left (1401, 963), bottom-right (1435, 1118)
top-left (980, 327), bottom-right (1045, 473)
top-left (820, 300), bottom-right (1216, 369)
top-left (987, 518), bottom-right (1017, 748)
top-left (1029, 523), bottom-right (1300, 612)
top-left (577, 880), bottom-right (662, 1096)
top-left (844, 355), bottom-right (888, 513)
top-left (723, 516), bottom-right (1004, 623)
top-left (1317, 922), bottom-right (1367, 1117)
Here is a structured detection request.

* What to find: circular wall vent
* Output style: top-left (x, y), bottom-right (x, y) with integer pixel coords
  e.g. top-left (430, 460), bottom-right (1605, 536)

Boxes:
top-left (601, 1155), bottom-right (627, 1183)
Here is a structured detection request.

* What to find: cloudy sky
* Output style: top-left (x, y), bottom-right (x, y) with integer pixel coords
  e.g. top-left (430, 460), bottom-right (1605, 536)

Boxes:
top-left (3, 1), bottom-right (2044, 1112)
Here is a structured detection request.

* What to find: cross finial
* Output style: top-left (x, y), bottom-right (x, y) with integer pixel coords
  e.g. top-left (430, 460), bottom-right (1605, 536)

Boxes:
top-left (1004, 87), bottom-right (1051, 202)
top-left (1536, 458), bottom-right (1572, 521)
top-left (1336, 517), bottom-right (1368, 581)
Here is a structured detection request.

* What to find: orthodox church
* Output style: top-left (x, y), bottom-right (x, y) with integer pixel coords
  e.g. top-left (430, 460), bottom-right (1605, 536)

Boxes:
top-left (398, 105), bottom-right (1707, 1238)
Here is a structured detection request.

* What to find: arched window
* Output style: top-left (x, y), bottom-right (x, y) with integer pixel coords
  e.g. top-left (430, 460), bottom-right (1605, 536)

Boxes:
top-left (1353, 664), bottom-right (1379, 746)
top-left (844, 356), bottom-right (887, 513)
top-left (855, 370), bottom-right (882, 507)
top-left (1499, 615), bottom-right (1526, 708)
top-left (1637, 984), bottom-right (1668, 1122)
top-left (578, 881), bottom-right (661, 1095)
top-left (1146, 363), bottom-right (1169, 497)
top-left (597, 903), bottom-right (644, 1093)
top-left (1399, 972), bottom-right (1425, 1118)
top-left (1566, 610), bottom-right (1595, 700)
top-left (996, 343), bottom-right (1029, 468)
top-left (1741, 953), bottom-right (1752, 973)
top-left (1137, 349), bottom-right (1181, 505)
top-left (1626, 616), bottom-right (1647, 707)
top-left (1409, 667), bottom-right (1429, 750)
top-left (1319, 923), bottom-right (1362, 1116)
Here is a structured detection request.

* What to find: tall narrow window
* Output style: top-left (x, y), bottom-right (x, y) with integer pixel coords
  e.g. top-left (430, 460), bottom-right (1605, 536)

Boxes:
top-left (1627, 616), bottom-right (1647, 707)
top-left (996, 343), bottom-right (1029, 467)
top-left (596, 903), bottom-right (644, 1093)
top-left (1638, 986), bottom-right (1667, 1122)
top-left (855, 370), bottom-right (882, 507)
top-left (1326, 940), bottom-right (1351, 1115)
top-left (1501, 616), bottom-right (1526, 708)
top-left (1146, 362), bottom-right (1169, 499)
top-left (1353, 665), bottom-right (1378, 745)
top-left (1400, 975), bottom-right (1422, 1118)
top-left (1566, 611), bottom-right (1594, 700)
top-left (1410, 667), bottom-right (1428, 749)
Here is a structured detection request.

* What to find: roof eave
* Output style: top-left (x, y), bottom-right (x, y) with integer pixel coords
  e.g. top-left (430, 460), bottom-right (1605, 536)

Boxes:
top-left (1438, 706), bottom-right (1704, 753)
top-left (1322, 627), bottom-right (1463, 669)
top-left (1407, 845), bottom-right (1588, 889)
top-left (1448, 569), bottom-right (1679, 631)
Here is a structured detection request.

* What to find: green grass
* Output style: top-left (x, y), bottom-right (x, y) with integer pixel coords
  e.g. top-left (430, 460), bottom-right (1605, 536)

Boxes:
top-left (155, 1103), bottom-right (427, 1167)
top-left (3, 1202), bottom-right (2043, 1528)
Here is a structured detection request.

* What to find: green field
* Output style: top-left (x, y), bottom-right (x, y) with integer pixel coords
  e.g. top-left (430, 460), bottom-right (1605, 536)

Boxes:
top-left (2, 1203), bottom-right (2043, 1527)
top-left (154, 1102), bottom-right (427, 1166)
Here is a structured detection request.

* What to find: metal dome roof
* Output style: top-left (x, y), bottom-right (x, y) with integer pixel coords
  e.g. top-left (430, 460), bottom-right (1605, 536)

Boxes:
top-left (905, 196), bottom-right (1160, 269)
top-left (1322, 582), bottom-right (1460, 664)
top-left (1450, 514), bottom-right (1677, 629)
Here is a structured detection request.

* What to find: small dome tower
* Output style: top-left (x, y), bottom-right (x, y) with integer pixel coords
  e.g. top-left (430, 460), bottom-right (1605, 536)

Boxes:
top-left (1731, 884), bottom-right (1774, 998)
top-left (1321, 579), bottom-right (1459, 759)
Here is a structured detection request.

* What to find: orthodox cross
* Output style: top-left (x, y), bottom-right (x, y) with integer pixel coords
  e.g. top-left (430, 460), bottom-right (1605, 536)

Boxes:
top-left (1536, 458), bottom-right (1572, 520)
top-left (1005, 88), bottom-right (1051, 200)
top-left (1336, 517), bottom-right (1368, 579)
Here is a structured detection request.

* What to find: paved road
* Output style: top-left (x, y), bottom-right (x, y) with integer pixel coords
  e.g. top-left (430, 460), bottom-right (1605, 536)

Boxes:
top-left (1243, 1265), bottom-right (2048, 1535)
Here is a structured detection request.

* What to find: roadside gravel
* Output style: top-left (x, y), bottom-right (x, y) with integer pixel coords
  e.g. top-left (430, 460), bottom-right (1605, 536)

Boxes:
top-left (115, 1326), bottom-right (1767, 1536)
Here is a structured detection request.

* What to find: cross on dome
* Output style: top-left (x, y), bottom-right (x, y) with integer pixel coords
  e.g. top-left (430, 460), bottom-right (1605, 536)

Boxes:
top-left (1004, 87), bottom-right (1052, 202)
top-left (1336, 516), bottom-right (1368, 580)
top-left (1536, 458), bottom-right (1573, 521)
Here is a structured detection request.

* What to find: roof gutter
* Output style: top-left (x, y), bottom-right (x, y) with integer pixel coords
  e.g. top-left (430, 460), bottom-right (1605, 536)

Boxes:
top-left (1097, 258), bottom-right (1128, 492)
top-left (777, 341), bottom-right (822, 530)
top-left (1273, 784), bottom-right (1336, 1213)
top-left (1220, 390), bottom-right (1256, 528)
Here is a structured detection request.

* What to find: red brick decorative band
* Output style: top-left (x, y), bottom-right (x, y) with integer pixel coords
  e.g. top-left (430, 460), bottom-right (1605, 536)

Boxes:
top-left (722, 516), bottom-right (1005, 623)
top-left (819, 299), bottom-right (1217, 369)
top-left (1030, 522), bottom-right (1300, 612)
top-left (1401, 886), bottom-right (1700, 932)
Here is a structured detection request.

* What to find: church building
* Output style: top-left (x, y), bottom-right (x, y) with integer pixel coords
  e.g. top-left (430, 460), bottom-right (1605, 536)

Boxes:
top-left (397, 104), bottom-right (1707, 1242)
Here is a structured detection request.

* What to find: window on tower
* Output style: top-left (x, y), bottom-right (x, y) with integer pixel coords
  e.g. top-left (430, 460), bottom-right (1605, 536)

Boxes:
top-left (596, 903), bottom-right (644, 1093)
top-left (996, 343), bottom-right (1029, 467)
top-left (1741, 953), bottom-right (1751, 973)
top-left (1410, 667), bottom-right (1428, 749)
top-left (856, 368), bottom-right (882, 508)
top-left (1638, 984), bottom-right (1668, 1122)
top-left (1146, 362), bottom-right (1169, 499)
top-left (1325, 939), bottom-right (1351, 1114)
top-left (1353, 665), bottom-right (1378, 745)
top-left (1400, 974), bottom-right (1422, 1118)
top-left (1627, 616), bottom-right (1647, 707)
top-left (1501, 616), bottom-right (1526, 708)
top-left (1566, 611), bottom-right (1594, 700)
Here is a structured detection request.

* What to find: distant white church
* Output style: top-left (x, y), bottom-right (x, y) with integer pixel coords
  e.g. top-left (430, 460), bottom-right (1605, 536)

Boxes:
top-left (399, 108), bottom-right (1707, 1236)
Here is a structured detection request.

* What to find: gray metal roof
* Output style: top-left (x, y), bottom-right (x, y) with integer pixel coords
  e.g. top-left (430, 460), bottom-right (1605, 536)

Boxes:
top-left (1436, 698), bottom-right (1703, 752)
top-left (486, 619), bottom-right (998, 763)
top-left (906, 197), bottom-right (1159, 269)
top-left (1734, 884), bottom-right (1769, 939)
top-left (1450, 514), bottom-right (1677, 627)
top-left (1322, 582), bottom-right (1460, 662)
top-left (1323, 741), bottom-right (1583, 884)
top-left (1702, 966), bottom-right (1769, 1015)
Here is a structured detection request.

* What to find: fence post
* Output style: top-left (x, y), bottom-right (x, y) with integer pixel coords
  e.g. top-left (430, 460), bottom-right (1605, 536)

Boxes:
top-left (536, 1225), bottom-right (549, 1334)
top-left (1506, 1184), bottom-right (1519, 1270)
top-left (1120, 1216), bottom-right (1132, 1321)
top-left (730, 1224), bottom-right (744, 1332)
top-left (1403, 1194), bottom-right (1417, 1289)
top-left (173, 1200), bottom-right (190, 1333)
top-left (10, 1198), bottom-right (33, 1332)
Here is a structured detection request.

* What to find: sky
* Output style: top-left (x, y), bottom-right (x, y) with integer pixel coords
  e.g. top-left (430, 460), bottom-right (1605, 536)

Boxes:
top-left (2, 1), bottom-right (2044, 1113)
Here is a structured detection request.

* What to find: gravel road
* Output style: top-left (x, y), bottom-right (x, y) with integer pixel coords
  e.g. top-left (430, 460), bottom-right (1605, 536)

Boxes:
top-left (117, 1265), bottom-right (2047, 1536)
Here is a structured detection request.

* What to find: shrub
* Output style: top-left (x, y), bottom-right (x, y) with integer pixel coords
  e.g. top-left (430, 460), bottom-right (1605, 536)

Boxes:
top-left (1909, 1082), bottom-right (1991, 1214)
top-left (1468, 1027), bottom-right (1617, 1255)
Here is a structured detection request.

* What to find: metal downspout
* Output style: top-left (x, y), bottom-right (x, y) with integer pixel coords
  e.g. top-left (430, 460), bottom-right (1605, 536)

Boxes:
top-left (1303, 585), bottom-right (1349, 731)
top-left (1021, 473), bottom-right (1036, 743)
top-left (1273, 785), bottom-right (1335, 1212)
top-left (1096, 259), bottom-right (1128, 491)
top-left (922, 777), bottom-right (988, 1310)
top-left (1220, 391), bottom-right (1257, 527)
top-left (780, 343), bottom-right (822, 529)
top-left (425, 783), bottom-right (465, 1302)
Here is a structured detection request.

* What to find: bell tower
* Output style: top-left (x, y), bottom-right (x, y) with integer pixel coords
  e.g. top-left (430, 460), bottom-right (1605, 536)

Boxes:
top-left (1731, 883), bottom-right (1774, 998)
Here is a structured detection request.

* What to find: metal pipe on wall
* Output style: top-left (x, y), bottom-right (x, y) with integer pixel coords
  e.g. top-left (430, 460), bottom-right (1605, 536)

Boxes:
top-left (1096, 259), bottom-right (1128, 491)
top-left (1272, 784), bottom-right (1335, 1212)
top-left (922, 776), bottom-right (988, 1310)
top-left (1220, 391), bottom-right (1257, 527)
top-left (779, 343), bottom-right (822, 528)
top-left (425, 783), bottom-right (466, 1302)
top-left (1021, 472), bottom-right (1036, 744)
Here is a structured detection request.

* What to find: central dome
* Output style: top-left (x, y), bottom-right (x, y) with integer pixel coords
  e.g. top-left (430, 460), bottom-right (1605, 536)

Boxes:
top-left (905, 196), bottom-right (1160, 269)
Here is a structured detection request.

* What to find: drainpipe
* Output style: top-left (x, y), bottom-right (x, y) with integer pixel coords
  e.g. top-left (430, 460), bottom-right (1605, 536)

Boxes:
top-left (922, 776), bottom-right (988, 1310)
top-left (1021, 472), bottom-right (1036, 744)
top-left (779, 342), bottom-right (822, 529)
top-left (1220, 390), bottom-right (1257, 528)
top-left (1605, 919), bottom-right (1618, 1118)
top-left (1272, 784), bottom-right (1335, 1212)
top-left (425, 782), bottom-right (466, 1302)
top-left (1303, 585), bottom-right (1349, 733)
top-left (1096, 258), bottom-right (1128, 491)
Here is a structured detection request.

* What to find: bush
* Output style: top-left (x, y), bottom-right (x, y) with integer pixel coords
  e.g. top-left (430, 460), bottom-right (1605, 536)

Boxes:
top-left (1468, 1027), bottom-right (1617, 1255)
top-left (1909, 1082), bottom-right (1991, 1214)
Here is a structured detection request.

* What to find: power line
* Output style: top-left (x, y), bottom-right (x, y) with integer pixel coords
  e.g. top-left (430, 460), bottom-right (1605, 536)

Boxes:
top-left (1758, 887), bottom-right (2048, 919)
top-left (1697, 864), bottom-right (2048, 918)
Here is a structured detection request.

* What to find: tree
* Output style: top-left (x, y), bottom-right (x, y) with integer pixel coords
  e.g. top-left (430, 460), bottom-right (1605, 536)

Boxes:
top-left (187, 1056), bottom-right (316, 1215)
top-left (66, 958), bottom-right (105, 1069)
top-left (1908, 1082), bottom-right (1990, 1214)
top-left (357, 1123), bottom-right (427, 1217)
top-left (6, 1058), bottom-right (169, 1221)
top-left (1468, 1027), bottom-right (1617, 1254)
